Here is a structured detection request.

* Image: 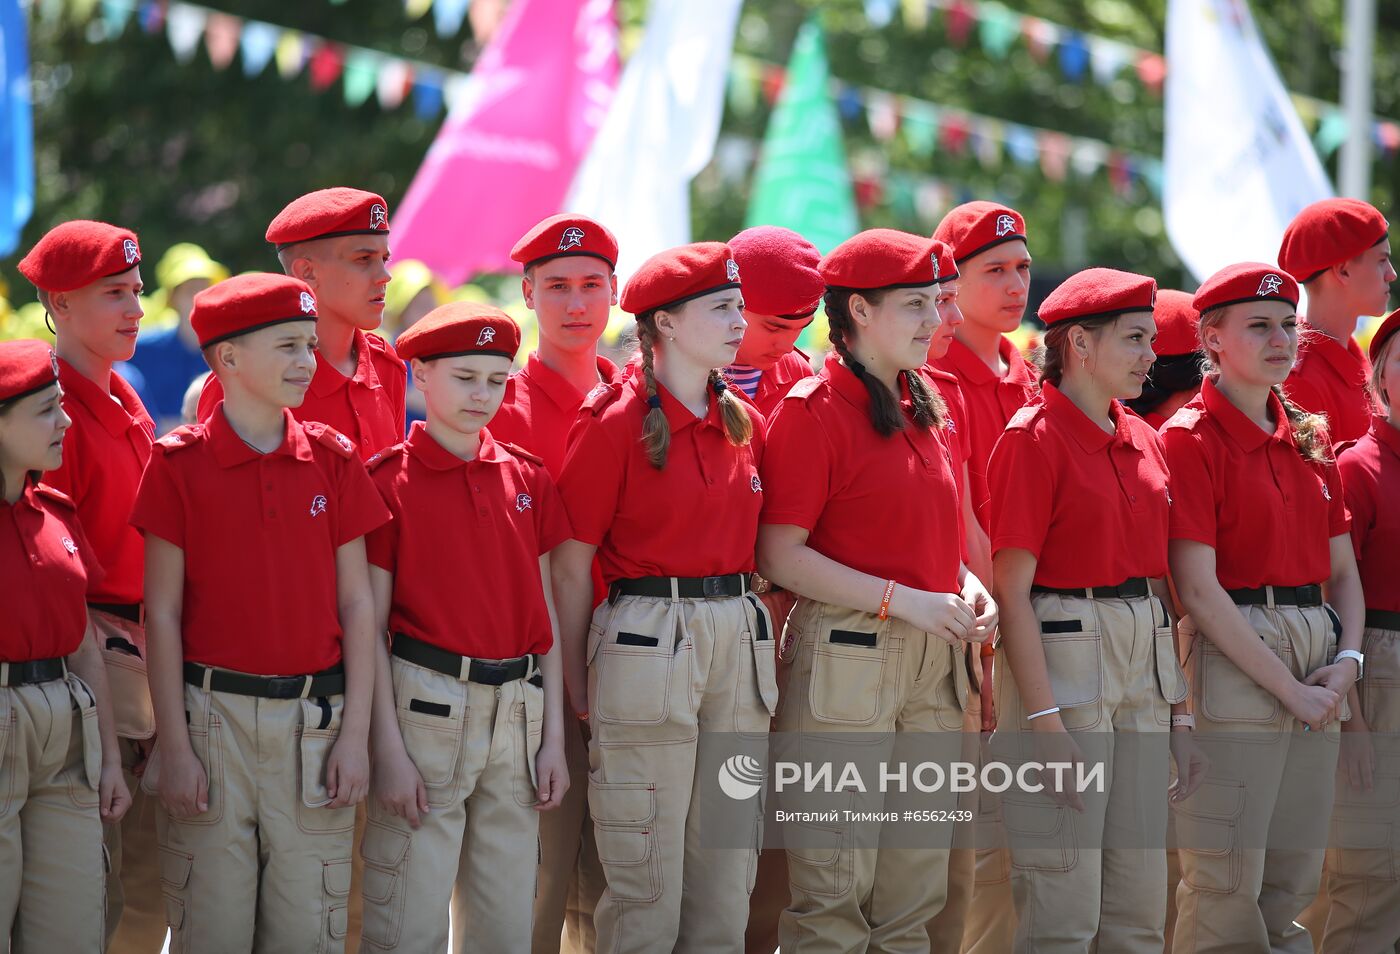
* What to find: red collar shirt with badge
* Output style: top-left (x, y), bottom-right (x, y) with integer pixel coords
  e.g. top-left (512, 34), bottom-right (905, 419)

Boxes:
top-left (43, 359), bottom-right (154, 604)
top-left (1284, 324), bottom-right (1378, 444)
top-left (1337, 417), bottom-right (1400, 613)
top-left (925, 364), bottom-right (972, 563)
top-left (198, 329), bottom-right (407, 460)
top-left (2, 481), bottom-right (102, 661)
top-left (365, 424), bottom-right (571, 659)
top-left (557, 375), bottom-right (766, 584)
top-left (130, 405), bottom-right (390, 675)
top-left (1162, 378), bottom-right (1350, 590)
top-left (988, 382), bottom-right (1170, 588)
top-left (748, 350), bottom-right (815, 420)
top-left (931, 335), bottom-right (1039, 532)
top-left (760, 353), bottom-right (962, 595)
top-left (489, 352), bottom-right (621, 478)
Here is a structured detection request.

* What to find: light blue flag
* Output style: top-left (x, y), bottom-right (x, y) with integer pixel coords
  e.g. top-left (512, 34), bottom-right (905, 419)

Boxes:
top-left (0, 0), bottom-right (33, 257)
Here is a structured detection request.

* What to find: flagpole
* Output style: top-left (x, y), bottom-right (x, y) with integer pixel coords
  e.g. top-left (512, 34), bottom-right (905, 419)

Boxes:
top-left (1338, 0), bottom-right (1375, 198)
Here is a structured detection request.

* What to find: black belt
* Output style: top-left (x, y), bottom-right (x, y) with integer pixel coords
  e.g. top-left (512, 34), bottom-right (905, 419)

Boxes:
top-left (0, 657), bottom-right (67, 687)
top-left (89, 601), bottom-right (142, 624)
top-left (1367, 609), bottom-right (1400, 631)
top-left (1031, 578), bottom-right (1150, 600)
top-left (608, 574), bottom-right (750, 603)
top-left (184, 662), bottom-right (344, 699)
top-left (392, 633), bottom-right (542, 688)
top-left (1227, 584), bottom-right (1323, 607)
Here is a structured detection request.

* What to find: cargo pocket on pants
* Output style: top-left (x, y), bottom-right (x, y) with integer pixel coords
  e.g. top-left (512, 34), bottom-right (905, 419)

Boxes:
top-left (1199, 642), bottom-right (1280, 725)
top-left (1174, 778), bottom-right (1245, 894)
top-left (593, 628), bottom-right (676, 728)
top-left (1154, 600), bottom-right (1188, 713)
top-left (785, 819), bottom-right (851, 898)
top-left (744, 594), bottom-right (780, 718)
top-left (513, 683), bottom-right (545, 808)
top-left (67, 676), bottom-right (101, 807)
top-left (0, 694), bottom-right (13, 817)
top-left (1003, 795), bottom-right (1078, 873)
top-left (1037, 624), bottom-right (1103, 731)
top-left (322, 857), bottom-right (351, 950)
top-left (159, 846), bottom-right (192, 932)
top-left (589, 778), bottom-right (663, 902)
top-left (808, 607), bottom-right (892, 727)
top-left (360, 820), bottom-right (410, 950)
top-left (297, 696), bottom-right (355, 835)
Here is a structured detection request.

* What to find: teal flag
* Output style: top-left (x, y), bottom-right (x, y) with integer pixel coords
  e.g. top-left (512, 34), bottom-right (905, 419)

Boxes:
top-left (745, 19), bottom-right (858, 254)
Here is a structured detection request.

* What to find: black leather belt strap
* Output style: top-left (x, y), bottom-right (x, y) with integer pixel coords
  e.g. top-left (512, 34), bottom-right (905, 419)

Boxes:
top-left (0, 657), bottom-right (67, 687)
top-left (1031, 578), bottom-right (1150, 600)
top-left (1367, 609), bottom-right (1400, 631)
top-left (1227, 584), bottom-right (1323, 607)
top-left (183, 662), bottom-right (345, 699)
top-left (392, 633), bottom-right (542, 688)
top-left (88, 602), bottom-right (143, 624)
top-left (609, 574), bottom-right (750, 603)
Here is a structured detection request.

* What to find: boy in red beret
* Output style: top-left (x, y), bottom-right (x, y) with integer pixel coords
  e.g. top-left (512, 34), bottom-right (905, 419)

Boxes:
top-left (17, 220), bottom-right (165, 952)
top-left (132, 273), bottom-right (389, 953)
top-left (357, 303), bottom-right (570, 953)
top-left (198, 188), bottom-right (406, 459)
top-left (1279, 197), bottom-right (1395, 443)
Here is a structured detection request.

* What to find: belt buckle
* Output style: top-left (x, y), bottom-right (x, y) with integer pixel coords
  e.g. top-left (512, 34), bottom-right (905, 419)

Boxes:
top-left (702, 576), bottom-right (727, 598)
top-left (266, 676), bottom-right (304, 699)
top-left (1300, 584), bottom-right (1322, 605)
top-left (475, 661), bottom-right (510, 686)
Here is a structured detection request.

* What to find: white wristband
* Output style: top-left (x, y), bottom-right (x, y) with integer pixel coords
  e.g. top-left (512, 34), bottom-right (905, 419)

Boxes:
top-left (1335, 649), bottom-right (1364, 680)
top-left (1171, 714), bottom-right (1196, 728)
top-left (1026, 706), bottom-right (1061, 722)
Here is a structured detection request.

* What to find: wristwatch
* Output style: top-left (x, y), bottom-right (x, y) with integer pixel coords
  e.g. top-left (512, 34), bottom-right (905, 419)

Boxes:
top-left (1335, 649), bottom-right (1365, 680)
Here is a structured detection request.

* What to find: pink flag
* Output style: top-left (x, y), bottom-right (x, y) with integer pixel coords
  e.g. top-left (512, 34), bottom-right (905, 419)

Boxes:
top-left (392, 0), bottom-right (618, 283)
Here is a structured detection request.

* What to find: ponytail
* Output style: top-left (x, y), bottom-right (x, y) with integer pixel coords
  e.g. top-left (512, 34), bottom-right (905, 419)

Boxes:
top-left (710, 369), bottom-right (755, 450)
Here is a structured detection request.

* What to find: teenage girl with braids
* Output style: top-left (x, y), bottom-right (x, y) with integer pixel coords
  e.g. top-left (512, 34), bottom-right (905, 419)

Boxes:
top-left (1163, 264), bottom-right (1364, 953)
top-left (551, 243), bottom-right (777, 953)
top-left (756, 230), bottom-right (996, 953)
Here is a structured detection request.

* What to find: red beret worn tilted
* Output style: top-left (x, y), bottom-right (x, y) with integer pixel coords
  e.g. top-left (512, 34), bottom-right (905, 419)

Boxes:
top-left (266, 188), bottom-right (390, 249)
top-left (0, 339), bottom-right (60, 404)
top-left (511, 214), bottom-right (618, 271)
top-left (395, 301), bottom-right (522, 362)
top-left (1278, 198), bottom-right (1388, 283)
top-left (620, 242), bottom-right (742, 315)
top-left (819, 229), bottom-right (951, 290)
top-left (727, 226), bottom-right (825, 319)
top-left (1151, 290), bottom-right (1202, 357)
top-left (1191, 262), bottom-right (1299, 316)
top-left (933, 201), bottom-right (1027, 264)
top-left (18, 221), bottom-right (141, 293)
top-left (1038, 268), bottom-right (1157, 326)
top-left (191, 273), bottom-right (319, 348)
top-left (1368, 306), bottom-right (1400, 364)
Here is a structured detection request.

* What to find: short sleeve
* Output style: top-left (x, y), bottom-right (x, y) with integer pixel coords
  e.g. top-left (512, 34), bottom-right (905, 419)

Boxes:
top-left (67, 510), bottom-right (105, 587)
top-left (557, 415), bottom-right (626, 546)
top-left (759, 400), bottom-right (830, 531)
top-left (1160, 427), bottom-right (1217, 547)
top-left (1322, 458), bottom-right (1352, 539)
top-left (334, 456), bottom-right (392, 546)
top-left (363, 469), bottom-right (400, 572)
top-left (531, 468), bottom-right (572, 555)
top-left (986, 428), bottom-right (1055, 559)
top-left (129, 452), bottom-right (186, 548)
top-left (1337, 449), bottom-right (1375, 559)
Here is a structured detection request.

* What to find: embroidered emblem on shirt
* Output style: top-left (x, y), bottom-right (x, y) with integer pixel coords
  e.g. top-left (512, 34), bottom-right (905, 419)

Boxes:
top-left (516, 493), bottom-right (533, 512)
top-left (751, 474), bottom-right (762, 493)
top-left (335, 433), bottom-right (354, 453)
top-left (61, 536), bottom-right (77, 555)
top-left (310, 495), bottom-right (328, 517)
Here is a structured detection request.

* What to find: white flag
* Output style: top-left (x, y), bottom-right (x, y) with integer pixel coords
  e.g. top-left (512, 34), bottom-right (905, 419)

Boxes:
top-left (565, 0), bottom-right (744, 286)
top-left (1163, 0), bottom-right (1333, 282)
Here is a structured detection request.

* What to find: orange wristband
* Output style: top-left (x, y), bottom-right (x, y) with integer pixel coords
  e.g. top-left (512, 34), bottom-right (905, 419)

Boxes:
top-left (878, 579), bottom-right (897, 620)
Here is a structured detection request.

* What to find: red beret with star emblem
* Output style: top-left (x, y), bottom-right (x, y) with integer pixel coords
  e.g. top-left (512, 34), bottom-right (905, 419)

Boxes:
top-left (265, 188), bottom-right (390, 250)
top-left (0, 339), bottom-right (61, 403)
top-left (933, 201), bottom-right (1027, 264)
top-left (18, 221), bottom-right (141, 293)
top-left (727, 226), bottom-right (825, 319)
top-left (620, 242), bottom-right (742, 315)
top-left (1038, 268), bottom-right (1157, 327)
top-left (510, 214), bottom-right (618, 271)
top-left (396, 301), bottom-right (522, 362)
top-left (1278, 198), bottom-right (1388, 283)
top-left (191, 273), bottom-right (319, 348)
top-left (819, 229), bottom-right (953, 290)
top-left (1191, 262), bottom-right (1299, 316)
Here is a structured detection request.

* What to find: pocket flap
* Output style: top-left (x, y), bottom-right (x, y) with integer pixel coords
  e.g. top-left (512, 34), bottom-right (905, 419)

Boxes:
top-left (589, 778), bottom-right (657, 827)
top-left (1041, 635), bottom-right (1102, 710)
top-left (159, 847), bottom-right (193, 890)
top-left (595, 826), bottom-right (651, 866)
top-left (362, 820), bottom-right (412, 870)
top-left (323, 858), bottom-right (352, 898)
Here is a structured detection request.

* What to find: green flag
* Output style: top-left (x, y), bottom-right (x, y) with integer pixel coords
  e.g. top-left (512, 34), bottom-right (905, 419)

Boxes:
top-left (745, 19), bottom-right (859, 255)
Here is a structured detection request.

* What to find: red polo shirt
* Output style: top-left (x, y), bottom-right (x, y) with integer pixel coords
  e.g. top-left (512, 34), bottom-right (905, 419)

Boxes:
top-left (489, 352), bottom-right (621, 478)
top-left (1, 481), bottom-right (101, 661)
top-left (749, 350), bottom-right (815, 419)
top-left (1162, 378), bottom-right (1349, 590)
top-left (131, 406), bottom-right (389, 675)
top-left (931, 335), bottom-right (1039, 532)
top-left (557, 375), bottom-right (765, 583)
top-left (1284, 325), bottom-right (1377, 445)
top-left (1337, 417), bottom-right (1400, 613)
top-left (43, 360), bottom-right (154, 605)
top-left (988, 382), bottom-right (1169, 588)
top-left (199, 329), bottom-right (406, 460)
top-left (761, 353), bottom-right (962, 595)
top-left (926, 365), bottom-right (971, 563)
top-left (365, 424), bottom-right (571, 658)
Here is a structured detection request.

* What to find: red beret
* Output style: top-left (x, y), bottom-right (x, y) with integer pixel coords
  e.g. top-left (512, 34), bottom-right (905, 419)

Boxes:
top-left (820, 229), bottom-right (951, 291)
top-left (18, 221), bottom-right (141, 293)
top-left (1038, 268), bottom-right (1157, 327)
top-left (511, 214), bottom-right (618, 271)
top-left (1151, 290), bottom-right (1201, 356)
top-left (1191, 262), bottom-right (1299, 317)
top-left (0, 339), bottom-right (60, 404)
top-left (396, 302), bottom-right (521, 362)
top-left (266, 188), bottom-right (390, 250)
top-left (620, 242), bottom-right (741, 315)
top-left (933, 201), bottom-right (1027, 263)
top-left (728, 226), bottom-right (824, 319)
top-left (191, 273), bottom-right (318, 348)
top-left (1369, 306), bottom-right (1400, 364)
top-left (1278, 198), bottom-right (1388, 283)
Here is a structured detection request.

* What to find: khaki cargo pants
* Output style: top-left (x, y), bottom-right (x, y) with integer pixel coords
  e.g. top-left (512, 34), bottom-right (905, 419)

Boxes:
top-left (532, 713), bottom-right (603, 954)
top-left (0, 673), bottom-right (106, 952)
top-left (1171, 602), bottom-right (1342, 954)
top-left (586, 590), bottom-right (777, 954)
top-left (995, 592), bottom-right (1186, 954)
top-left (359, 655), bottom-right (544, 953)
top-left (144, 684), bottom-right (356, 954)
top-left (776, 598), bottom-right (969, 954)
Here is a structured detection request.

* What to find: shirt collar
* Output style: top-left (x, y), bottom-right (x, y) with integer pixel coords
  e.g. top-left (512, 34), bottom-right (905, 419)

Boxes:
top-left (207, 404), bottom-right (313, 467)
top-left (1040, 382), bottom-right (1144, 453)
top-left (1200, 377), bottom-right (1294, 453)
top-left (1371, 415), bottom-right (1400, 460)
top-left (309, 329), bottom-right (383, 399)
top-left (57, 359), bottom-right (152, 439)
top-left (941, 335), bottom-right (1037, 389)
top-left (522, 352), bottom-right (621, 411)
top-left (627, 372), bottom-right (724, 433)
top-left (404, 420), bottom-right (511, 470)
top-left (822, 351), bottom-right (921, 416)
top-left (1301, 323), bottom-right (1370, 386)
